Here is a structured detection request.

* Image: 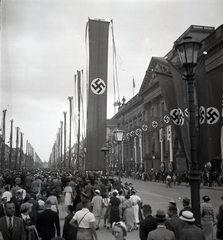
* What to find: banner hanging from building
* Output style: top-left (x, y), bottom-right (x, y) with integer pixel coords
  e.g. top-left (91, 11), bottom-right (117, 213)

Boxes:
top-left (85, 19), bottom-right (110, 171)
top-left (195, 58), bottom-right (223, 168)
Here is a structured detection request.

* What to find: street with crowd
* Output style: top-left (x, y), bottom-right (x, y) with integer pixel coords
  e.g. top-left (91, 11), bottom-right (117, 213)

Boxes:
top-left (0, 169), bottom-right (222, 240)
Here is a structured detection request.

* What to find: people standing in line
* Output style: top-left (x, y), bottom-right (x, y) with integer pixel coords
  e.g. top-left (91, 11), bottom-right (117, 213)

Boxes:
top-left (109, 191), bottom-right (121, 227)
top-left (91, 190), bottom-right (103, 230)
top-left (0, 201), bottom-right (26, 240)
top-left (62, 205), bottom-right (77, 240)
top-left (165, 205), bottom-right (184, 239)
top-left (148, 209), bottom-right (176, 240)
top-left (122, 194), bottom-right (135, 232)
top-left (139, 204), bottom-right (157, 240)
top-left (36, 200), bottom-right (60, 240)
top-left (200, 195), bottom-right (215, 240)
top-left (70, 197), bottom-right (98, 240)
top-left (179, 211), bottom-right (205, 240)
top-left (130, 189), bottom-right (141, 229)
top-left (179, 197), bottom-right (192, 216)
top-left (112, 221), bottom-right (128, 240)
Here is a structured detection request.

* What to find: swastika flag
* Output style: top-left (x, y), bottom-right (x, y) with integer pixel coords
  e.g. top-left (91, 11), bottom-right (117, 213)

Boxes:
top-left (195, 57), bottom-right (223, 168)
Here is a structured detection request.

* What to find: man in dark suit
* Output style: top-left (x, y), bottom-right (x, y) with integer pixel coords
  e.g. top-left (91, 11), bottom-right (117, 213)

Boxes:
top-left (179, 197), bottom-right (192, 216)
top-left (139, 204), bottom-right (157, 240)
top-left (36, 200), bottom-right (60, 240)
top-left (62, 205), bottom-right (77, 240)
top-left (0, 201), bottom-right (26, 240)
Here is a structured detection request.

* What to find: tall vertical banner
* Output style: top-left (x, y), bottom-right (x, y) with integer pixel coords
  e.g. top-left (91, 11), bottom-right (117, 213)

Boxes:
top-left (85, 19), bottom-right (110, 171)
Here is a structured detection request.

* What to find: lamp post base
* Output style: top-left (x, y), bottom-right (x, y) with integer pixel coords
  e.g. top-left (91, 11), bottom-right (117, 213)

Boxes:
top-left (189, 169), bottom-right (201, 227)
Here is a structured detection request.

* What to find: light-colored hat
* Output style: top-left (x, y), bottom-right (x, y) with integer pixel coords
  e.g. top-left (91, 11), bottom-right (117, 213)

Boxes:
top-left (20, 202), bottom-right (33, 212)
top-left (179, 211), bottom-right (195, 222)
top-left (94, 189), bottom-right (100, 195)
top-left (169, 199), bottom-right (176, 206)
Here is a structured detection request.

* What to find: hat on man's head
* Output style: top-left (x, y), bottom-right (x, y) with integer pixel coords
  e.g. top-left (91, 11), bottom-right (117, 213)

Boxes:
top-left (131, 189), bottom-right (137, 194)
top-left (94, 189), bottom-right (100, 195)
top-left (202, 195), bottom-right (210, 202)
top-left (81, 192), bottom-right (90, 199)
top-left (154, 209), bottom-right (166, 220)
top-left (20, 202), bottom-right (33, 212)
top-left (169, 199), bottom-right (176, 206)
top-left (183, 197), bottom-right (190, 205)
top-left (179, 211), bottom-right (195, 222)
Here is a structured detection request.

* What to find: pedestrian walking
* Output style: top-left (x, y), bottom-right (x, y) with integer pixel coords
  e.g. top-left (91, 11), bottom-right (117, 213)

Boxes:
top-left (122, 194), bottom-right (134, 232)
top-left (166, 205), bottom-right (184, 239)
top-left (200, 195), bottom-right (215, 240)
top-left (130, 189), bottom-right (141, 229)
top-left (63, 183), bottom-right (73, 208)
top-left (91, 190), bottom-right (103, 230)
top-left (179, 211), bottom-right (205, 240)
top-left (36, 200), bottom-right (60, 240)
top-left (0, 201), bottom-right (26, 240)
top-left (109, 191), bottom-right (121, 227)
top-left (148, 209), bottom-right (176, 240)
top-left (62, 205), bottom-right (77, 240)
top-left (139, 204), bottom-right (157, 240)
top-left (70, 198), bottom-right (98, 240)
top-left (112, 221), bottom-right (128, 240)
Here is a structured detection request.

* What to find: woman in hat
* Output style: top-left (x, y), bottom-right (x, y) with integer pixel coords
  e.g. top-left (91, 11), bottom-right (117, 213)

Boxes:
top-left (112, 221), bottom-right (128, 240)
top-left (200, 195), bottom-right (215, 240)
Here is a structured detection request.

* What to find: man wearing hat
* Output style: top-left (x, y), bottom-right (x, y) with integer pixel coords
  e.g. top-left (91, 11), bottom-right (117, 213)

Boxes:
top-left (76, 192), bottom-right (91, 211)
top-left (148, 209), bottom-right (176, 240)
top-left (179, 197), bottom-right (192, 216)
top-left (169, 199), bottom-right (180, 216)
top-left (179, 211), bottom-right (205, 240)
top-left (91, 190), bottom-right (103, 230)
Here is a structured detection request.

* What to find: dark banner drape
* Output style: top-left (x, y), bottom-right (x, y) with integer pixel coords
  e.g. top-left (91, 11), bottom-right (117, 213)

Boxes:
top-left (85, 19), bottom-right (110, 171)
top-left (195, 59), bottom-right (223, 168)
top-left (155, 70), bottom-right (190, 165)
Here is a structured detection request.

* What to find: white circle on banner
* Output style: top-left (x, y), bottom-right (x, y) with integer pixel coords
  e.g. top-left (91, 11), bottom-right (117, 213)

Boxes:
top-left (91, 78), bottom-right (106, 95)
top-left (170, 108), bottom-right (184, 125)
top-left (206, 107), bottom-right (219, 124)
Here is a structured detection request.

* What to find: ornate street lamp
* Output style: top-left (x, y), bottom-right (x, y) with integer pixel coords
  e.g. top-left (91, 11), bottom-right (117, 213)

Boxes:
top-left (114, 129), bottom-right (124, 190)
top-left (175, 36), bottom-right (202, 226)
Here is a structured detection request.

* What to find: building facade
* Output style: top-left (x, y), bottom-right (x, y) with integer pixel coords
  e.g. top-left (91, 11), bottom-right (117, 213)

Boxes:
top-left (111, 24), bottom-right (223, 175)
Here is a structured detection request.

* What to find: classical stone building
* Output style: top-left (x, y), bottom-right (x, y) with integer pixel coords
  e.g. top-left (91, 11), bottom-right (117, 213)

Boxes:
top-left (110, 24), bottom-right (223, 174)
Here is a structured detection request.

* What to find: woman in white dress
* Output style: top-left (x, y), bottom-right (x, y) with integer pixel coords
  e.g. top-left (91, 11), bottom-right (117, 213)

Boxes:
top-left (64, 182), bottom-right (73, 208)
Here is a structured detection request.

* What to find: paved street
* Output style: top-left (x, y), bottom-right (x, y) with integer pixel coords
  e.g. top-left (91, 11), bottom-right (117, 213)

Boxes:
top-left (58, 177), bottom-right (223, 240)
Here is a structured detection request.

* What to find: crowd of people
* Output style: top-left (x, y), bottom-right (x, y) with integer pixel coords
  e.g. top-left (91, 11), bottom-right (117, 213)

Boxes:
top-left (0, 169), bottom-right (222, 240)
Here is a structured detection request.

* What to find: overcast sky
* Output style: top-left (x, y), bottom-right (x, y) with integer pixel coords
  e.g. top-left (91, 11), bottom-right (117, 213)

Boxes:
top-left (1, 0), bottom-right (222, 162)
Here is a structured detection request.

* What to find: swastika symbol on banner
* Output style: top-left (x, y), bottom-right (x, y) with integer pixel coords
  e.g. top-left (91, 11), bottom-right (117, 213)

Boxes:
top-left (199, 106), bottom-right (205, 124)
top-left (136, 128), bottom-right (142, 136)
top-left (170, 108), bottom-right (184, 125)
top-left (207, 107), bottom-right (219, 124)
top-left (184, 108), bottom-right (189, 118)
top-left (142, 124), bottom-right (148, 131)
top-left (91, 78), bottom-right (106, 95)
top-left (163, 115), bottom-right (170, 123)
top-left (152, 121), bottom-right (158, 128)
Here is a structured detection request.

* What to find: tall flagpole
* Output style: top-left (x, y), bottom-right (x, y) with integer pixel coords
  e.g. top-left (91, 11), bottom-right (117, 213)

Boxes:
top-left (14, 127), bottom-right (20, 170)
top-left (1, 109), bottom-right (7, 170)
top-left (63, 112), bottom-right (67, 169)
top-left (9, 120), bottom-right (13, 170)
top-left (77, 71), bottom-right (81, 172)
top-left (68, 96), bottom-right (73, 169)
